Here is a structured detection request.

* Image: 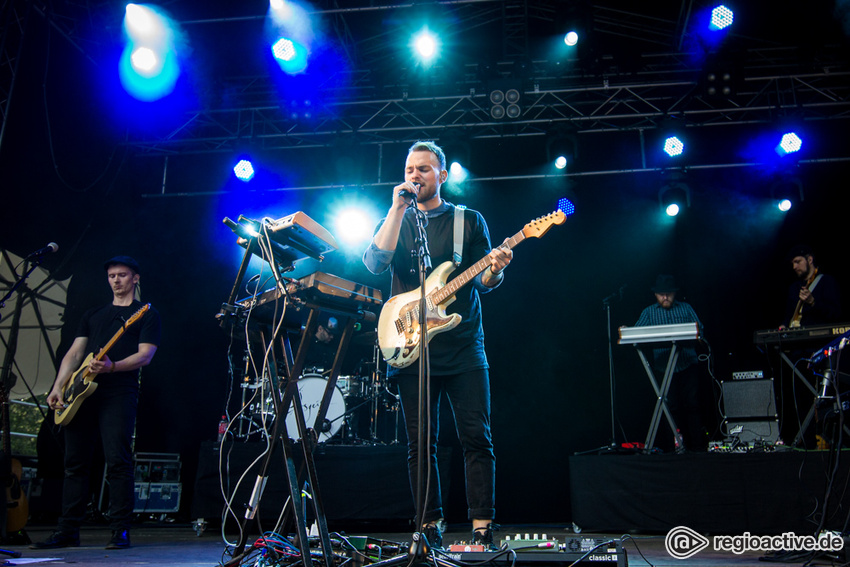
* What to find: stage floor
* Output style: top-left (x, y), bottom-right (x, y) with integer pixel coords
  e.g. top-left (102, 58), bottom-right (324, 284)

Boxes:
top-left (3, 522), bottom-right (803, 566)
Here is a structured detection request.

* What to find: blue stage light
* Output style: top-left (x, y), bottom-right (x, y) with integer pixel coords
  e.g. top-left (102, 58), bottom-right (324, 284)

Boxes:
top-left (558, 198), bottom-right (576, 216)
top-left (234, 159), bottom-right (255, 182)
top-left (120, 4), bottom-right (182, 101)
top-left (776, 132), bottom-right (802, 155)
top-left (710, 5), bottom-right (734, 30)
top-left (777, 199), bottom-right (792, 212)
top-left (413, 29), bottom-right (438, 63)
top-left (663, 136), bottom-right (684, 157)
top-left (555, 156), bottom-right (568, 169)
top-left (564, 31), bottom-right (579, 46)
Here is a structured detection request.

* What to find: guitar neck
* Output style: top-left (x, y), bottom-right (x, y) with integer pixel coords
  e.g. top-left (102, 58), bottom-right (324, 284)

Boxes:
top-left (431, 228), bottom-right (526, 304)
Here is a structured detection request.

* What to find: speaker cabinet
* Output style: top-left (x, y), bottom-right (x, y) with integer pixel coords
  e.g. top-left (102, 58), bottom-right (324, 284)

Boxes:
top-left (722, 378), bottom-right (777, 418)
top-left (721, 378), bottom-right (779, 443)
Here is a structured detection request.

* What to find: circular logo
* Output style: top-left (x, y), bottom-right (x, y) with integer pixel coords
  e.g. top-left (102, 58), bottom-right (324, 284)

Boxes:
top-left (665, 526), bottom-right (710, 559)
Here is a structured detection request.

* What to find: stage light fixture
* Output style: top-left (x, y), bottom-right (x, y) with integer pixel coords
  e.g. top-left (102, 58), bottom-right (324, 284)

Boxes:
top-left (120, 4), bottom-right (182, 101)
top-left (547, 134), bottom-right (577, 169)
top-left (334, 207), bottom-right (373, 245)
top-left (663, 136), bottom-right (684, 157)
top-left (659, 182), bottom-right (690, 218)
top-left (267, 0), bottom-right (314, 75)
top-left (489, 84), bottom-right (521, 120)
top-left (414, 30), bottom-right (438, 61)
top-left (710, 5), bottom-right (734, 30)
top-left (564, 31), bottom-right (579, 46)
top-left (558, 197), bottom-right (576, 216)
top-left (234, 159), bottom-right (255, 182)
top-left (770, 177), bottom-right (803, 212)
top-left (776, 132), bottom-right (802, 156)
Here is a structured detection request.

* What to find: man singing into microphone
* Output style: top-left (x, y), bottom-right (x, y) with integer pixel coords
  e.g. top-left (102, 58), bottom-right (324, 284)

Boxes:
top-left (363, 141), bottom-right (511, 550)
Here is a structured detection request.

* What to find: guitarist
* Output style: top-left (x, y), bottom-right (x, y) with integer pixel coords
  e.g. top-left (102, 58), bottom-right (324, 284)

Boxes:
top-left (781, 245), bottom-right (841, 330)
top-left (31, 256), bottom-right (160, 551)
top-left (363, 141), bottom-right (512, 551)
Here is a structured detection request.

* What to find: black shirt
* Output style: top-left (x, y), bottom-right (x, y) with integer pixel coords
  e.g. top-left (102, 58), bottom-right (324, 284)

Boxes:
top-left (76, 300), bottom-right (161, 387)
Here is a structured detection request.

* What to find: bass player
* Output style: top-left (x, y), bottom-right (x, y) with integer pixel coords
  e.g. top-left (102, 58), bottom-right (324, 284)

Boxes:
top-left (781, 245), bottom-right (841, 329)
top-left (32, 256), bottom-right (160, 550)
top-left (363, 141), bottom-right (511, 551)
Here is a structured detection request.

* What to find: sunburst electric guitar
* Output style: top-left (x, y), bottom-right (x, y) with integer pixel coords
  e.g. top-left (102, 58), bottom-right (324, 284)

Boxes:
top-left (377, 210), bottom-right (569, 369)
top-left (54, 303), bottom-right (150, 426)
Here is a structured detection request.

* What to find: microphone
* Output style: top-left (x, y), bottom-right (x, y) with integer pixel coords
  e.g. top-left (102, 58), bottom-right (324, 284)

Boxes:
top-left (397, 183), bottom-right (420, 200)
top-left (27, 242), bottom-right (59, 258)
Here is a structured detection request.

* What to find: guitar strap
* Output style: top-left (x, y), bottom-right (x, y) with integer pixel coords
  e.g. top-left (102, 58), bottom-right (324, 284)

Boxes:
top-left (453, 204), bottom-right (465, 266)
top-left (808, 274), bottom-right (823, 293)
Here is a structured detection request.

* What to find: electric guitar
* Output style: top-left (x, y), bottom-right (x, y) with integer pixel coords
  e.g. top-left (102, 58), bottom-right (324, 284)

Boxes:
top-left (377, 210), bottom-right (568, 369)
top-left (54, 303), bottom-right (150, 426)
top-left (789, 270), bottom-right (819, 328)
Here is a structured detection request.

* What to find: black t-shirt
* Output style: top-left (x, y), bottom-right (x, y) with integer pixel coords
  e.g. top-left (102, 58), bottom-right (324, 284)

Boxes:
top-left (386, 202), bottom-right (494, 376)
top-left (75, 300), bottom-right (161, 387)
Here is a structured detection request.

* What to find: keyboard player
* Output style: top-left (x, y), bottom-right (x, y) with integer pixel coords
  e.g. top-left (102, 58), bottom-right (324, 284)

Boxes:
top-left (781, 245), bottom-right (841, 330)
top-left (634, 275), bottom-right (708, 452)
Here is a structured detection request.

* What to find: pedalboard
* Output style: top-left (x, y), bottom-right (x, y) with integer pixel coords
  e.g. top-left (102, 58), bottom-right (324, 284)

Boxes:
top-left (443, 536), bottom-right (627, 566)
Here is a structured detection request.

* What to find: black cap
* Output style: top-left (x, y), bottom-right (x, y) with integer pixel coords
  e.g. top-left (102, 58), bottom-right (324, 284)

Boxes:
top-left (104, 255), bottom-right (140, 274)
top-left (651, 274), bottom-right (679, 293)
top-left (786, 245), bottom-right (813, 262)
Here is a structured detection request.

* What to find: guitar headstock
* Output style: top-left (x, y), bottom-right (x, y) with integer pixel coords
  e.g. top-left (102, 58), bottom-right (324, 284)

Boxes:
top-left (125, 303), bottom-right (151, 327)
top-left (522, 210), bottom-right (567, 239)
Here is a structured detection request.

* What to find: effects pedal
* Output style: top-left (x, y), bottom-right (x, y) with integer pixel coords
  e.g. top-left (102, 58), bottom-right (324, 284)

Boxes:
top-left (447, 543), bottom-right (487, 552)
top-left (501, 533), bottom-right (559, 551)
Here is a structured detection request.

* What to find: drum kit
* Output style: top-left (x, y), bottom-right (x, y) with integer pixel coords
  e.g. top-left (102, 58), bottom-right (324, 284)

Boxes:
top-left (232, 336), bottom-right (402, 445)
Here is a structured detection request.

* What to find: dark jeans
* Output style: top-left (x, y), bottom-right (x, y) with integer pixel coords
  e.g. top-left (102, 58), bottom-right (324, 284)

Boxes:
top-left (59, 384), bottom-right (138, 533)
top-left (396, 368), bottom-right (495, 523)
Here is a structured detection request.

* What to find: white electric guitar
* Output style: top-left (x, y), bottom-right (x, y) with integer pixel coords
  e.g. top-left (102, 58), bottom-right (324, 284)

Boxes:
top-left (377, 210), bottom-right (568, 369)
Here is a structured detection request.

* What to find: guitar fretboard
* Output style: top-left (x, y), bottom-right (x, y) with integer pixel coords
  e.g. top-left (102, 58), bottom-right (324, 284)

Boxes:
top-left (430, 229), bottom-right (526, 305)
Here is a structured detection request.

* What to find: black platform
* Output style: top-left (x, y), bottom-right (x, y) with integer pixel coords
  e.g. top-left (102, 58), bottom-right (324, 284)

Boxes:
top-left (569, 450), bottom-right (850, 535)
top-left (192, 442), bottom-right (453, 522)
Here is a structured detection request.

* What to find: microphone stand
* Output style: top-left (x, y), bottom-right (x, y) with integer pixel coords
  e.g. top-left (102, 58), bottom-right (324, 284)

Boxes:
top-left (409, 195), bottom-right (434, 559)
top-left (575, 286), bottom-right (625, 456)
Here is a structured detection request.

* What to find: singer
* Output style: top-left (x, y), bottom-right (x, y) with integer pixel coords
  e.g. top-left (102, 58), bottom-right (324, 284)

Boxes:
top-left (31, 256), bottom-right (160, 551)
top-left (363, 141), bottom-right (511, 550)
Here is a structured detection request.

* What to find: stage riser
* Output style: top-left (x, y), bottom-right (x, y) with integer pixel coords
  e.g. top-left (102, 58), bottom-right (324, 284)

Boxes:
top-left (192, 442), bottom-right (452, 522)
top-left (569, 452), bottom-right (846, 534)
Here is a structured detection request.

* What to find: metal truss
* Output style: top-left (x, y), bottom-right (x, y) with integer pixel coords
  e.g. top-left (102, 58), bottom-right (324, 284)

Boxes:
top-left (123, 45), bottom-right (850, 160)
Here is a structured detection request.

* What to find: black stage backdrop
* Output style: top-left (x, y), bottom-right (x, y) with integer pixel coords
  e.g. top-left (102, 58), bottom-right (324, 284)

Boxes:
top-left (1, 25), bottom-right (849, 527)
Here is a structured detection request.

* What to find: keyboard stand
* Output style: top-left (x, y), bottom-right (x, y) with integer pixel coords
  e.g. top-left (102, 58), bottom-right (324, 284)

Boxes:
top-left (635, 344), bottom-right (682, 453)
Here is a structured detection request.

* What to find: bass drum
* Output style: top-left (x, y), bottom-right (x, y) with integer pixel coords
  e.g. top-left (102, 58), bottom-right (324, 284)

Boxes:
top-left (285, 375), bottom-right (346, 443)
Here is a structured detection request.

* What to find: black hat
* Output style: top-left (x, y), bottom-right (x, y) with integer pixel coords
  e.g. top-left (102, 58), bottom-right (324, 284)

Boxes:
top-left (786, 245), bottom-right (813, 262)
top-left (104, 255), bottom-right (140, 274)
top-left (651, 274), bottom-right (679, 293)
